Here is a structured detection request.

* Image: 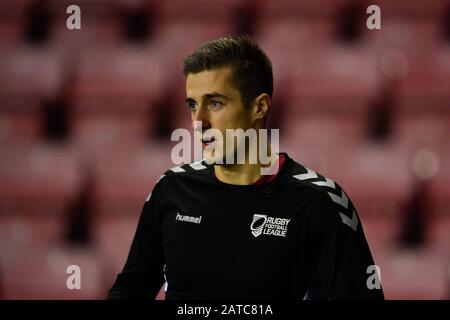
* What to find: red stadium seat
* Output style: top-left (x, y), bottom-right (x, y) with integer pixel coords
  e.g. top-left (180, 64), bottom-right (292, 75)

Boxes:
top-left (49, 0), bottom-right (122, 46)
top-left (72, 45), bottom-right (166, 145)
top-left (255, 20), bottom-right (339, 85)
top-left (0, 46), bottom-right (64, 144)
top-left (0, 0), bottom-right (31, 48)
top-left (91, 142), bottom-right (174, 217)
top-left (0, 99), bottom-right (42, 145)
top-left (281, 44), bottom-right (378, 117)
top-left (364, 19), bottom-right (444, 52)
top-left (0, 243), bottom-right (108, 299)
top-left (395, 115), bottom-right (450, 147)
top-left (376, 246), bottom-right (449, 299)
top-left (92, 215), bottom-right (138, 280)
top-left (154, 0), bottom-right (240, 21)
top-left (151, 19), bottom-right (233, 74)
top-left (396, 49), bottom-right (450, 114)
top-left (92, 212), bottom-right (167, 300)
top-left (257, 0), bottom-right (345, 20)
top-left (427, 215), bottom-right (450, 251)
top-left (366, 0), bottom-right (446, 19)
top-left (74, 46), bottom-right (165, 99)
top-left (282, 113), bottom-right (369, 147)
top-left (0, 214), bottom-right (63, 250)
top-left (0, 143), bottom-right (81, 216)
top-left (430, 150), bottom-right (450, 216)
top-left (0, 45), bottom-right (63, 98)
top-left (363, 214), bottom-right (450, 300)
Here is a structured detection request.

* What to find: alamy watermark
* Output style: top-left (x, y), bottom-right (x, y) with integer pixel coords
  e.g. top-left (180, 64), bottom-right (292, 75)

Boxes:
top-left (66, 265), bottom-right (81, 290)
top-left (66, 5), bottom-right (81, 30)
top-left (366, 5), bottom-right (381, 30)
top-left (366, 264), bottom-right (382, 290)
top-left (64, 4), bottom-right (379, 31)
top-left (171, 121), bottom-right (280, 175)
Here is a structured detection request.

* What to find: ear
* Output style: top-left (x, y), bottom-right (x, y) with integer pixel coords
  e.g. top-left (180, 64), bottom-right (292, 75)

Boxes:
top-left (252, 93), bottom-right (271, 124)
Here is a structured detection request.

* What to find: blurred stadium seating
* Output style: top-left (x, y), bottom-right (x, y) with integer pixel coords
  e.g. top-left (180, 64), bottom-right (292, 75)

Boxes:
top-left (0, 0), bottom-right (449, 300)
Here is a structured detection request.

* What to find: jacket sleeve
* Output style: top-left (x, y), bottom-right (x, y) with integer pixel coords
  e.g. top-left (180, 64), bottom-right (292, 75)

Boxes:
top-left (304, 190), bottom-right (385, 300)
top-left (107, 182), bottom-right (165, 300)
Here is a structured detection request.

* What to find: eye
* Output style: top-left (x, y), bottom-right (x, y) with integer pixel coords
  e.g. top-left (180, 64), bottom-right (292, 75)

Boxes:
top-left (186, 101), bottom-right (197, 110)
top-left (210, 99), bottom-right (223, 108)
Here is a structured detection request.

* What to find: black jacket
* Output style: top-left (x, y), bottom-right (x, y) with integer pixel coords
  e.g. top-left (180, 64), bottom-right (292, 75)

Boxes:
top-left (108, 153), bottom-right (384, 300)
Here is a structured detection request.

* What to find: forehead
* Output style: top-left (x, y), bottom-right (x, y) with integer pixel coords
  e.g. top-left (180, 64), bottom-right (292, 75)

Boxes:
top-left (186, 67), bottom-right (236, 98)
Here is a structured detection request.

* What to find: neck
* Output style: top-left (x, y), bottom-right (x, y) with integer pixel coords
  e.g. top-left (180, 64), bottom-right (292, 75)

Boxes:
top-left (214, 147), bottom-right (279, 185)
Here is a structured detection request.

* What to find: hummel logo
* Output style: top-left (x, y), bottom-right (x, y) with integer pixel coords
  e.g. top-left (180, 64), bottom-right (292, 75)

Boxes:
top-left (175, 212), bottom-right (202, 224)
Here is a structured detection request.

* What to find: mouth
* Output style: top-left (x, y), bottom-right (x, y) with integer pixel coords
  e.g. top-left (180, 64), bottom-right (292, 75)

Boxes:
top-left (202, 137), bottom-right (216, 148)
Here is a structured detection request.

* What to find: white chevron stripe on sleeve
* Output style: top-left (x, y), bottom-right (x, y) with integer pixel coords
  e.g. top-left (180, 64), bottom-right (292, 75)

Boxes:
top-left (189, 161), bottom-right (207, 170)
top-left (328, 189), bottom-right (349, 209)
top-left (312, 177), bottom-right (336, 189)
top-left (293, 167), bottom-right (318, 181)
top-left (339, 210), bottom-right (359, 231)
top-left (170, 166), bottom-right (186, 173)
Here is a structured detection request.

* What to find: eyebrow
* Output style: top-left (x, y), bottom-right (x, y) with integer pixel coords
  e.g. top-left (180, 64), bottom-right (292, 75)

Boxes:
top-left (185, 92), bottom-right (230, 104)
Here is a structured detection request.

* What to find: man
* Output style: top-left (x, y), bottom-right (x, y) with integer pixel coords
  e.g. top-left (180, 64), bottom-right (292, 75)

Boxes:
top-left (108, 35), bottom-right (384, 300)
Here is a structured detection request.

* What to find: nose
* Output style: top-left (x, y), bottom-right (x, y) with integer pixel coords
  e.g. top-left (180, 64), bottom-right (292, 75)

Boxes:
top-left (191, 106), bottom-right (211, 132)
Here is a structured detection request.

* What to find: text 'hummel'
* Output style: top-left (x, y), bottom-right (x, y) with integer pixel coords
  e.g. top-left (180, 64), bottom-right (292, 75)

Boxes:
top-left (176, 212), bottom-right (202, 224)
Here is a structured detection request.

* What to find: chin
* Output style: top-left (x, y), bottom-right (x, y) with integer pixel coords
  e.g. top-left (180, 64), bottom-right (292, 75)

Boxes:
top-left (203, 148), bottom-right (227, 165)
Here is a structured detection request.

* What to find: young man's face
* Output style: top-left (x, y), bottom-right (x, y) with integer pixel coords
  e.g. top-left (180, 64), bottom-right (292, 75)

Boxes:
top-left (185, 67), bottom-right (255, 164)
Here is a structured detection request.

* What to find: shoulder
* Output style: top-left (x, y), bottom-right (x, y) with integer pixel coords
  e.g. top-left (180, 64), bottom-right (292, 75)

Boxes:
top-left (159, 159), bottom-right (211, 182)
top-left (287, 160), bottom-right (346, 198)
top-left (145, 159), bottom-right (211, 201)
top-left (286, 159), bottom-right (359, 232)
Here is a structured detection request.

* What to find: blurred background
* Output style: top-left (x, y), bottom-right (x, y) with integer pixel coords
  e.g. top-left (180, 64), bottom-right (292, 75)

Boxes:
top-left (0, 0), bottom-right (449, 300)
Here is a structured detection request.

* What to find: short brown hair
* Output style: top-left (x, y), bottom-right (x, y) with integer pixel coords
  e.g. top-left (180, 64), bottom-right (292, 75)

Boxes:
top-left (182, 35), bottom-right (273, 108)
